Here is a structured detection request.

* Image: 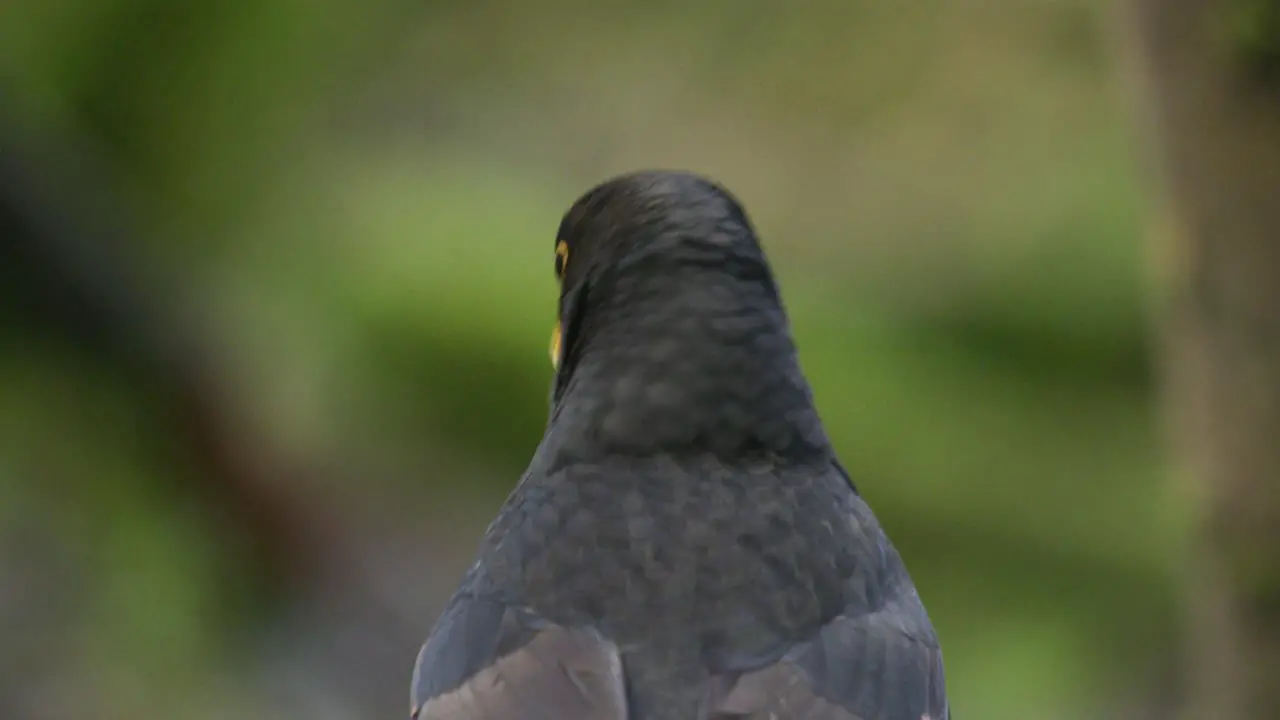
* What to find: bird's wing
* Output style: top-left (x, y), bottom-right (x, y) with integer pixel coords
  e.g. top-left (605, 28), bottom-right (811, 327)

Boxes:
top-left (411, 595), bottom-right (628, 720)
top-left (710, 598), bottom-right (948, 720)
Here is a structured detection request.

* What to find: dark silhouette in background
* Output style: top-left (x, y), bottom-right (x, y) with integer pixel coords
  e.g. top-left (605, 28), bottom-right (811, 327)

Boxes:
top-left (0, 99), bottom-right (319, 607)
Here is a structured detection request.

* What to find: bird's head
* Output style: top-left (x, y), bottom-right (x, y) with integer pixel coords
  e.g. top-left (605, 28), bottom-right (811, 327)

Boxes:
top-left (549, 170), bottom-right (774, 375)
top-left (541, 170), bottom-right (830, 464)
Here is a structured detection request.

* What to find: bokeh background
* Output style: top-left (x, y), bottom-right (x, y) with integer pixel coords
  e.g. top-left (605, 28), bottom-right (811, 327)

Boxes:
top-left (4, 1), bottom-right (1274, 718)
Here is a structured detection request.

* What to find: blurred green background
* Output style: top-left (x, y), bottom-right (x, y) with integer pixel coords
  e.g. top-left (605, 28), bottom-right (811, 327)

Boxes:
top-left (0, 2), bottom-right (1180, 719)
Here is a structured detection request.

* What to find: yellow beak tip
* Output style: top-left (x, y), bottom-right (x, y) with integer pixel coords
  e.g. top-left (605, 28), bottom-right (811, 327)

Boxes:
top-left (550, 323), bottom-right (562, 369)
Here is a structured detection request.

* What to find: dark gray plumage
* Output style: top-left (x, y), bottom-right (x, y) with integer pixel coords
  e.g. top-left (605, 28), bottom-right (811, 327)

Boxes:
top-left (411, 170), bottom-right (949, 720)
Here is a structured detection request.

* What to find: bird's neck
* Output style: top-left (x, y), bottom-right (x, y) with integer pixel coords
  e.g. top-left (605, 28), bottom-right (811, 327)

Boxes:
top-left (542, 269), bottom-right (832, 466)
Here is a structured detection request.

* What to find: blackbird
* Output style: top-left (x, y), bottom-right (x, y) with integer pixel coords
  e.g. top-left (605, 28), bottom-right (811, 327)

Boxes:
top-left (410, 170), bottom-right (949, 720)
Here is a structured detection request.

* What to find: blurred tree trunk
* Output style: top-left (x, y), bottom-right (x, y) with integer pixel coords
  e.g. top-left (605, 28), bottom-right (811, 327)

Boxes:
top-left (1121, 1), bottom-right (1280, 718)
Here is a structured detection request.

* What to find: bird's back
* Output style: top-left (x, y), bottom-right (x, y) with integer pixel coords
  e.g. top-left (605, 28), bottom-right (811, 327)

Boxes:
top-left (466, 453), bottom-right (924, 719)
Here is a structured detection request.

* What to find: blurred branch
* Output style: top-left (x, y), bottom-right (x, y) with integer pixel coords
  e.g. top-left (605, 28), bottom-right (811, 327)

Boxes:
top-left (0, 94), bottom-right (321, 609)
top-left (1122, 1), bottom-right (1280, 718)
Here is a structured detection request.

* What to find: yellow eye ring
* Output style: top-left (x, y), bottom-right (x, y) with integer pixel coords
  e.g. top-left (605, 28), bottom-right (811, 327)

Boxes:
top-left (554, 240), bottom-right (569, 279)
top-left (550, 321), bottom-right (562, 369)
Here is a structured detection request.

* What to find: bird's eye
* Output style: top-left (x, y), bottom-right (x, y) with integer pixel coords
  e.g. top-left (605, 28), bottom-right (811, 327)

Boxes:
top-left (554, 240), bottom-right (569, 280)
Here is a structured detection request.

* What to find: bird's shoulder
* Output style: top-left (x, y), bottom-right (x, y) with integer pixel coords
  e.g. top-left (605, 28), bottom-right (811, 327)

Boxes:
top-left (411, 592), bottom-right (628, 720)
top-left (706, 537), bottom-right (949, 720)
top-left (690, 459), bottom-right (948, 718)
